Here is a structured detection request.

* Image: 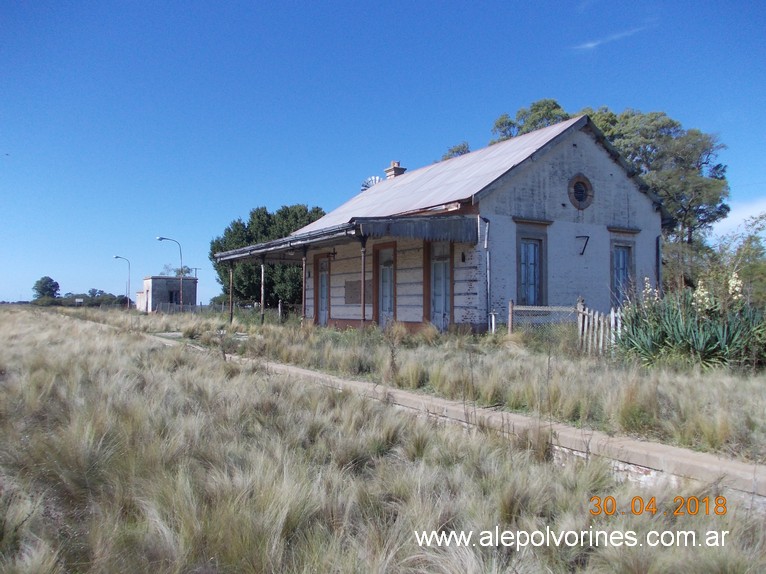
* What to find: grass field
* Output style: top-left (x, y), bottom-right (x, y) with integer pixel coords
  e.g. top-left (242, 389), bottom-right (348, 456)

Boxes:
top-left (60, 307), bottom-right (766, 462)
top-left (1, 306), bottom-right (765, 573)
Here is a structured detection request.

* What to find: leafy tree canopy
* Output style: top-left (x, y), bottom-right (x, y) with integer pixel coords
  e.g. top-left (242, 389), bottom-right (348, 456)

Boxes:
top-left (643, 128), bottom-right (729, 244)
top-left (160, 264), bottom-right (192, 277)
top-left (209, 204), bottom-right (325, 306)
top-left (491, 99), bottom-right (570, 143)
top-left (33, 276), bottom-right (60, 299)
top-left (581, 108), bottom-right (684, 175)
top-left (441, 142), bottom-right (470, 161)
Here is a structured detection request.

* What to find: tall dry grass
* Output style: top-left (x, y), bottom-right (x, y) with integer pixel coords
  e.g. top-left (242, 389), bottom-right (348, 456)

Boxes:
top-left (1, 306), bottom-right (766, 572)
top-left (50, 307), bottom-right (766, 461)
top-left (246, 320), bottom-right (766, 461)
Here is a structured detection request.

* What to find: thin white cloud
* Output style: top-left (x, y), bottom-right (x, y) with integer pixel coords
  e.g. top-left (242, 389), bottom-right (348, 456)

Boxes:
top-left (573, 26), bottom-right (647, 50)
top-left (711, 196), bottom-right (766, 240)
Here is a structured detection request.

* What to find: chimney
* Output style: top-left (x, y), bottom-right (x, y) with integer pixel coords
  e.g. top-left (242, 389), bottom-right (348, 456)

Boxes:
top-left (384, 160), bottom-right (406, 179)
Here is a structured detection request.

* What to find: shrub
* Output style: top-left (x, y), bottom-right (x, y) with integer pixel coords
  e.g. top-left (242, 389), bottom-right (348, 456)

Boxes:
top-left (397, 360), bottom-right (428, 389)
top-left (618, 281), bottom-right (766, 370)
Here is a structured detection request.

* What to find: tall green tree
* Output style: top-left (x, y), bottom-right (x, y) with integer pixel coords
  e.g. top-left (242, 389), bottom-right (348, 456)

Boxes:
top-left (32, 276), bottom-right (60, 299)
top-left (490, 99), bottom-right (570, 143)
top-left (209, 204), bottom-right (325, 306)
top-left (643, 129), bottom-right (730, 244)
top-left (585, 109), bottom-right (683, 174)
top-left (584, 108), bottom-right (729, 243)
top-left (586, 108), bottom-right (730, 288)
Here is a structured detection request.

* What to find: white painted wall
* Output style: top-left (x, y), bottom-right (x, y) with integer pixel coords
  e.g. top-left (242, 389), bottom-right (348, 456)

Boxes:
top-left (479, 127), bottom-right (661, 315)
top-left (306, 237), bottom-right (423, 323)
top-left (305, 236), bottom-right (482, 327)
top-left (135, 276), bottom-right (198, 312)
top-left (394, 238), bottom-right (424, 323)
top-left (453, 241), bottom-right (482, 327)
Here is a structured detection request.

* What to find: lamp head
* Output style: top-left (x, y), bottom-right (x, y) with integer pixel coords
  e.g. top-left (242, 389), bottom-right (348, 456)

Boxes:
top-left (156, 236), bottom-right (165, 241)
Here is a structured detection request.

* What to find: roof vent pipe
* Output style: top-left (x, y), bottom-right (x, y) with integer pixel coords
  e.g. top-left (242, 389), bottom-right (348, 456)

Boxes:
top-left (384, 161), bottom-right (406, 179)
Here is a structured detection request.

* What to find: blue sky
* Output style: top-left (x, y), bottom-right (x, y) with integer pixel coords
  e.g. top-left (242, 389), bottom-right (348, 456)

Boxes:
top-left (2, 1), bottom-right (765, 303)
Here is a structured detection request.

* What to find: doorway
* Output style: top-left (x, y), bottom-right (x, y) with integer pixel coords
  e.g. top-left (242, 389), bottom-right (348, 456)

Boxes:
top-left (317, 258), bottom-right (329, 326)
top-left (377, 247), bottom-right (394, 328)
top-left (430, 242), bottom-right (450, 331)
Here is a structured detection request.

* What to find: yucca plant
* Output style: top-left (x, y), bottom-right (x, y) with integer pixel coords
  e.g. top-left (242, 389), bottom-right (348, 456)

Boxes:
top-left (618, 281), bottom-right (766, 370)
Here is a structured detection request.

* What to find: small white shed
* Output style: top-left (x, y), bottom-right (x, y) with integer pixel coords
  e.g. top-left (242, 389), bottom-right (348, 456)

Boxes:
top-left (135, 276), bottom-right (198, 313)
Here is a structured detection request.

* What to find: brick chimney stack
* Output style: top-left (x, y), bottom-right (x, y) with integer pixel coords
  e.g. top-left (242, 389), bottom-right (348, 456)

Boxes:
top-left (384, 160), bottom-right (406, 179)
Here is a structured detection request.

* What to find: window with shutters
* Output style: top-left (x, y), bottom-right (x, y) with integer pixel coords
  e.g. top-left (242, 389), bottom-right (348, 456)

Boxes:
top-left (519, 239), bottom-right (542, 305)
top-left (515, 221), bottom-right (548, 306)
top-left (611, 241), bottom-right (634, 307)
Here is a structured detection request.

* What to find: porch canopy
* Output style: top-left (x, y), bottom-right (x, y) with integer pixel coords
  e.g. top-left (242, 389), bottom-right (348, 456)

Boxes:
top-left (214, 214), bottom-right (479, 265)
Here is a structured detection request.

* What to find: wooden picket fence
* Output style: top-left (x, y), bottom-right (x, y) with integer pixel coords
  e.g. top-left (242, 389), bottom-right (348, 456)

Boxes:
top-left (576, 300), bottom-right (622, 355)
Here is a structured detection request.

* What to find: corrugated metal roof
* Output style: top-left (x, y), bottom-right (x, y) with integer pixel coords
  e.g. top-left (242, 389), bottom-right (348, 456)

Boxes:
top-left (295, 116), bottom-right (587, 235)
top-left (213, 115), bottom-right (669, 265)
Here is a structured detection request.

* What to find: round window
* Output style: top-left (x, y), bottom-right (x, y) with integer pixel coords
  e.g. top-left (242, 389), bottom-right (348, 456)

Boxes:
top-left (568, 174), bottom-right (594, 210)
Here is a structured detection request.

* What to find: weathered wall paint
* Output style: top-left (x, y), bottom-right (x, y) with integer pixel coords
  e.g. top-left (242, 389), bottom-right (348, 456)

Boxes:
top-left (479, 128), bottom-right (660, 315)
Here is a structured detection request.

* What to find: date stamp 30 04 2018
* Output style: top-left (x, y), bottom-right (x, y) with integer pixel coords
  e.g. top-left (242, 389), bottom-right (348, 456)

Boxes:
top-left (589, 495), bottom-right (727, 517)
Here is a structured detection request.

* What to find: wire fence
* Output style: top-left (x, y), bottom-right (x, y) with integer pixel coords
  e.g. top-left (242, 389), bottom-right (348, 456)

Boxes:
top-left (154, 302), bottom-right (200, 314)
top-left (98, 303), bottom-right (130, 311)
top-left (507, 301), bottom-right (622, 356)
top-left (508, 303), bottom-right (580, 353)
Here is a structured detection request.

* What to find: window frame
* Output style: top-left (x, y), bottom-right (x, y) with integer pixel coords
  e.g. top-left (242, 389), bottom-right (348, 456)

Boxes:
top-left (568, 173), bottom-right (595, 210)
top-left (610, 239), bottom-right (635, 308)
top-left (515, 221), bottom-right (549, 306)
top-left (372, 241), bottom-right (397, 325)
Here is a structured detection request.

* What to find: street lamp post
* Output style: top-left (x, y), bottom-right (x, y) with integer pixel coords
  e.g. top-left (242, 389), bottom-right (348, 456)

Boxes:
top-left (113, 255), bottom-right (131, 310)
top-left (156, 236), bottom-right (183, 311)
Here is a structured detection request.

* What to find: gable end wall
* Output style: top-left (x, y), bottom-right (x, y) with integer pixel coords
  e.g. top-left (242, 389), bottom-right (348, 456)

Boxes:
top-left (479, 128), bottom-right (661, 315)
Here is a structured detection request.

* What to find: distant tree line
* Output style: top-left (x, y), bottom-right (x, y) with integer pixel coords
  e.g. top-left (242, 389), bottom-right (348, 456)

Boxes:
top-left (31, 275), bottom-right (129, 307)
